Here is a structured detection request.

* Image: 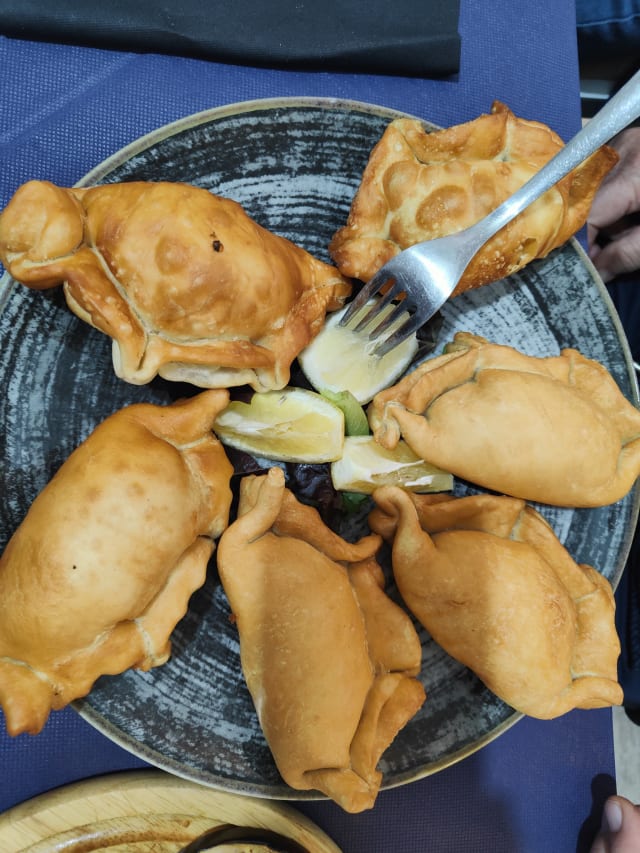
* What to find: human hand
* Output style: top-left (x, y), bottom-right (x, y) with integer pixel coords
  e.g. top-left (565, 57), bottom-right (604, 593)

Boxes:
top-left (587, 127), bottom-right (640, 283)
top-left (590, 795), bottom-right (640, 852)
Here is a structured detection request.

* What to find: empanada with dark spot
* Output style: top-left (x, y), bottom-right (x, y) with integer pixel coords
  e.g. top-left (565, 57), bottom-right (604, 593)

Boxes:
top-left (0, 180), bottom-right (351, 391)
top-left (0, 391), bottom-right (233, 736)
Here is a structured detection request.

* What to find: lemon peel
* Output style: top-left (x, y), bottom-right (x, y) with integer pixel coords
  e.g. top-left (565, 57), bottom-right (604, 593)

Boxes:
top-left (320, 389), bottom-right (369, 436)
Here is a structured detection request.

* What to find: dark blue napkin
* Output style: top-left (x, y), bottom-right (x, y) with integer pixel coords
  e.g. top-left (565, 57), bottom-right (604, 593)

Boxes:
top-left (0, 0), bottom-right (461, 77)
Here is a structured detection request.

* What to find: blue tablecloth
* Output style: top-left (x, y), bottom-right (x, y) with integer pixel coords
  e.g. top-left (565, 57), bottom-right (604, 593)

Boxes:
top-left (0, 2), bottom-right (619, 851)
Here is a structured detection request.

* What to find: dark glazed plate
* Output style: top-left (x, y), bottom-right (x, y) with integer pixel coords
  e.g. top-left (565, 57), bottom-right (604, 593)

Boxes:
top-left (1, 98), bottom-right (638, 799)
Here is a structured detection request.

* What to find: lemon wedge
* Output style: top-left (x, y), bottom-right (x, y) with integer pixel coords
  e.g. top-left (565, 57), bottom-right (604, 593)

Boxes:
top-left (331, 435), bottom-right (453, 494)
top-left (297, 301), bottom-right (419, 404)
top-left (214, 387), bottom-right (345, 463)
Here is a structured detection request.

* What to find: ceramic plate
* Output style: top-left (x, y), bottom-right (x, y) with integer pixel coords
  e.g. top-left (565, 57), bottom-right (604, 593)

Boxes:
top-left (1, 98), bottom-right (638, 799)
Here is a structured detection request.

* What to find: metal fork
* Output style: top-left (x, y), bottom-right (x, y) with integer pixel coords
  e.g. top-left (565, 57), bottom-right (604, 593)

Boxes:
top-left (339, 68), bottom-right (640, 357)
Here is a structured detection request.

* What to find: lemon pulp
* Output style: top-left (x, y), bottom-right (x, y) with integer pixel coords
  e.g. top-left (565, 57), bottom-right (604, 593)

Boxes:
top-left (331, 435), bottom-right (453, 494)
top-left (298, 301), bottom-right (418, 404)
top-left (214, 387), bottom-right (345, 463)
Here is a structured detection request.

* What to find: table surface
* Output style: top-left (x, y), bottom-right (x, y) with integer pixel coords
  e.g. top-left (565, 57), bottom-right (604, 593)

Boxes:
top-left (0, 2), bottom-right (622, 852)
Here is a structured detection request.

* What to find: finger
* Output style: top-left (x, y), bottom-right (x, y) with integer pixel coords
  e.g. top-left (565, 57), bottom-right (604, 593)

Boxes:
top-left (589, 796), bottom-right (640, 853)
top-left (592, 796), bottom-right (640, 853)
top-left (591, 228), bottom-right (640, 282)
top-left (588, 178), bottom-right (638, 231)
top-left (587, 222), bottom-right (600, 250)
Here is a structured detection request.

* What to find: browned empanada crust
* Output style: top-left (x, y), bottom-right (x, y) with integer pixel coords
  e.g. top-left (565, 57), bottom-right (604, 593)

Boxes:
top-left (368, 332), bottom-right (640, 507)
top-left (369, 487), bottom-right (623, 719)
top-left (329, 102), bottom-right (617, 293)
top-left (0, 180), bottom-right (351, 391)
top-left (216, 468), bottom-right (425, 813)
top-left (0, 391), bottom-right (233, 736)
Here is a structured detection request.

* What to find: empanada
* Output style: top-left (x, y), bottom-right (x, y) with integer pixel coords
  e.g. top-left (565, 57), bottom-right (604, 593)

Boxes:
top-left (216, 467), bottom-right (425, 813)
top-left (368, 332), bottom-right (640, 507)
top-left (0, 391), bottom-right (233, 736)
top-left (0, 180), bottom-right (351, 392)
top-left (369, 487), bottom-right (623, 719)
top-left (329, 102), bottom-right (617, 292)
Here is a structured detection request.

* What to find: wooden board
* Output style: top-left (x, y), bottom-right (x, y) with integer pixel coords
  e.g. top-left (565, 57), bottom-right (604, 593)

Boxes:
top-left (0, 770), bottom-right (343, 852)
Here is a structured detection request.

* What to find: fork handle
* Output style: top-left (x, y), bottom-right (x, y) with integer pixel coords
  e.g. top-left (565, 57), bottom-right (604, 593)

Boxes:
top-left (468, 68), bottom-right (640, 244)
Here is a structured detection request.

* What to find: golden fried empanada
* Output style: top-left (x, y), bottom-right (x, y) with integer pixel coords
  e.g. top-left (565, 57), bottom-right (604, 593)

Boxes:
top-left (216, 467), bottom-right (425, 813)
top-left (369, 487), bottom-right (623, 719)
top-left (329, 102), bottom-right (617, 292)
top-left (0, 391), bottom-right (233, 736)
top-left (0, 180), bottom-right (351, 392)
top-left (368, 332), bottom-right (640, 507)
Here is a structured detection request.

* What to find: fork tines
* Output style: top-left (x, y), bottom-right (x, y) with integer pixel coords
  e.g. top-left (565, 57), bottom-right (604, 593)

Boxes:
top-left (338, 272), bottom-right (418, 358)
top-left (370, 312), bottom-right (423, 358)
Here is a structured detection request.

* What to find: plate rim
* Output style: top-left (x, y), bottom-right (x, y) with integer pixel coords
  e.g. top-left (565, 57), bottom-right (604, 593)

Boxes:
top-left (3, 95), bottom-right (638, 802)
